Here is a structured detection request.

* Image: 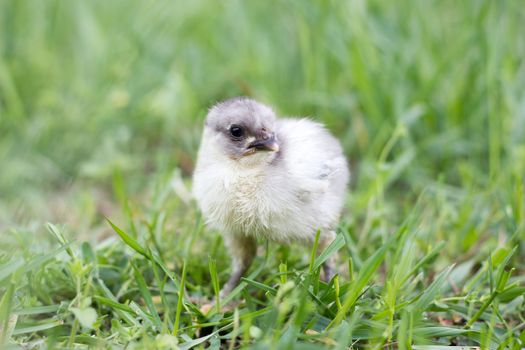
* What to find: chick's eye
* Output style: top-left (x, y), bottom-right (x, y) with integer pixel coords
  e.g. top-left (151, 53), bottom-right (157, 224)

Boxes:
top-left (229, 125), bottom-right (244, 139)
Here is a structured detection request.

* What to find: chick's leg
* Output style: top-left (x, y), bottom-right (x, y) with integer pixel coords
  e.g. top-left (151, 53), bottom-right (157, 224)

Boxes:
top-left (318, 230), bottom-right (337, 282)
top-left (220, 234), bottom-right (257, 297)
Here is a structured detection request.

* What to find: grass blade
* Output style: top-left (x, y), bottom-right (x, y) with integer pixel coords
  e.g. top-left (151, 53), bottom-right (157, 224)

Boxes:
top-left (309, 229), bottom-right (321, 274)
top-left (328, 239), bottom-right (391, 328)
top-left (173, 260), bottom-right (187, 336)
top-left (46, 223), bottom-right (75, 258)
top-left (0, 244), bottom-right (70, 286)
top-left (12, 320), bottom-right (64, 335)
top-left (92, 296), bottom-right (136, 315)
top-left (241, 277), bottom-right (277, 295)
top-left (0, 282), bottom-right (15, 345)
top-left (0, 259), bottom-right (24, 283)
top-left (13, 305), bottom-right (61, 316)
top-left (131, 262), bottom-right (163, 331)
top-left (106, 218), bottom-right (149, 257)
top-left (208, 257), bottom-right (220, 313)
top-left (411, 265), bottom-right (454, 314)
top-left (312, 233), bottom-right (345, 271)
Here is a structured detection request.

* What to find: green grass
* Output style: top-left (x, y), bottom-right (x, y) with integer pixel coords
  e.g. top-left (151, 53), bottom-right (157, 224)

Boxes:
top-left (1, 0), bottom-right (524, 348)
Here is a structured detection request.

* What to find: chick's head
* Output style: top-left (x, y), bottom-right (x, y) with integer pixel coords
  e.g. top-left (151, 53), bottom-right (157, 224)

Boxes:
top-left (204, 97), bottom-right (280, 164)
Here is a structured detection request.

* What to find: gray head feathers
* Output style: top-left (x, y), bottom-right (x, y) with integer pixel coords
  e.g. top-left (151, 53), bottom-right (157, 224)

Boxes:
top-left (206, 97), bottom-right (276, 133)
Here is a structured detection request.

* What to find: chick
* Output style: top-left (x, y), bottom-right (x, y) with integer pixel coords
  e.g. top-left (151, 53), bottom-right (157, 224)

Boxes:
top-left (192, 97), bottom-right (349, 296)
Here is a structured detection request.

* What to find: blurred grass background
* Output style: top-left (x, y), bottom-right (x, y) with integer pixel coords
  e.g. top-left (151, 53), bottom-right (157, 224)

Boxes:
top-left (0, 0), bottom-right (524, 347)
top-left (2, 0), bottom-right (523, 223)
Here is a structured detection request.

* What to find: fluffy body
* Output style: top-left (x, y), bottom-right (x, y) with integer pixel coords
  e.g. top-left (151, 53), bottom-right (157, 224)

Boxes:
top-left (193, 119), bottom-right (348, 243)
top-left (192, 98), bottom-right (349, 295)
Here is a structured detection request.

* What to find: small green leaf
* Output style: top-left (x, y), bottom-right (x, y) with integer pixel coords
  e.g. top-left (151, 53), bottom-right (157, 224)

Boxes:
top-left (81, 242), bottom-right (96, 263)
top-left (497, 285), bottom-right (525, 303)
top-left (178, 332), bottom-right (218, 350)
top-left (70, 307), bottom-right (97, 329)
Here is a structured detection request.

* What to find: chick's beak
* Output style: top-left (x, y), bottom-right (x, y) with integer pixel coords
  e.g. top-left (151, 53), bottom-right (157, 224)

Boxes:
top-left (246, 133), bottom-right (280, 154)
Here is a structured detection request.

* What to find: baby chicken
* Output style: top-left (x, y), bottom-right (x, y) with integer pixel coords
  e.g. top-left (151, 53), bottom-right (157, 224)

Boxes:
top-left (192, 97), bottom-right (349, 296)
